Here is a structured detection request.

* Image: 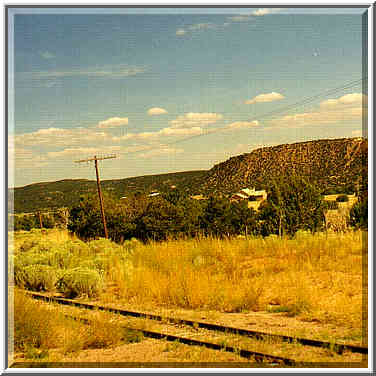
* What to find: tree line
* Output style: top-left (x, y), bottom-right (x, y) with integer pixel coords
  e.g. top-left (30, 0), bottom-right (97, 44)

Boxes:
top-left (67, 175), bottom-right (367, 242)
top-left (12, 175), bottom-right (367, 239)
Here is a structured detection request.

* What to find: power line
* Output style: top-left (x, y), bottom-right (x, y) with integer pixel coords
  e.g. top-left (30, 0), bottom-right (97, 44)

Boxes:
top-left (123, 77), bottom-right (366, 156)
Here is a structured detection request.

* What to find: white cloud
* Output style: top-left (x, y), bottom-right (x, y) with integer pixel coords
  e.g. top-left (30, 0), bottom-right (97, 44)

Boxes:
top-left (47, 145), bottom-right (121, 159)
top-left (27, 65), bottom-right (146, 79)
top-left (320, 93), bottom-right (367, 109)
top-left (97, 117), bottom-right (129, 129)
top-left (116, 126), bottom-right (203, 142)
top-left (268, 106), bottom-right (364, 129)
top-left (40, 51), bottom-right (55, 59)
top-left (266, 92), bottom-right (367, 129)
top-left (226, 120), bottom-right (259, 130)
top-left (252, 8), bottom-right (282, 16)
top-left (147, 107), bottom-right (168, 116)
top-left (228, 15), bottom-right (252, 22)
top-left (351, 130), bottom-right (363, 136)
top-left (14, 127), bottom-right (112, 148)
top-left (9, 145), bottom-right (49, 170)
top-left (140, 146), bottom-right (184, 159)
top-left (189, 23), bottom-right (215, 31)
top-left (176, 23), bottom-right (216, 36)
top-left (159, 126), bottom-right (203, 137)
top-left (245, 92), bottom-right (285, 104)
top-left (169, 113), bottom-right (223, 128)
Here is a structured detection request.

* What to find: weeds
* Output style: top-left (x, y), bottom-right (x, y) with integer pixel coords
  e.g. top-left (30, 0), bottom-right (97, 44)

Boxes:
top-left (56, 267), bottom-right (103, 298)
top-left (11, 229), bottom-right (365, 329)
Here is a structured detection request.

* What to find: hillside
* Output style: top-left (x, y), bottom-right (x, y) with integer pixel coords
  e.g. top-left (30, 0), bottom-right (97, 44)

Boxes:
top-left (203, 137), bottom-right (367, 196)
top-left (10, 170), bottom-right (207, 213)
top-left (9, 137), bottom-right (367, 214)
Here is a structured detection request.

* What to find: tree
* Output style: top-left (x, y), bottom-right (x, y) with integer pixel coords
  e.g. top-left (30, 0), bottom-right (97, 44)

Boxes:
top-left (200, 196), bottom-right (235, 237)
top-left (68, 195), bottom-right (103, 239)
top-left (349, 197), bottom-right (368, 230)
top-left (230, 201), bottom-right (257, 237)
top-left (136, 197), bottom-right (185, 241)
top-left (13, 215), bottom-right (38, 231)
top-left (258, 175), bottom-right (325, 237)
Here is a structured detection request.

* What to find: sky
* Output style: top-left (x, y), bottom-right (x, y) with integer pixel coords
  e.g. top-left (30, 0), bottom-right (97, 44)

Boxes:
top-left (8, 6), bottom-right (368, 188)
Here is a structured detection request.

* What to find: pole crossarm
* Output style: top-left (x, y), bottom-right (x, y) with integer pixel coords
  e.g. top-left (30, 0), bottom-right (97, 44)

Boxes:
top-left (74, 154), bottom-right (117, 163)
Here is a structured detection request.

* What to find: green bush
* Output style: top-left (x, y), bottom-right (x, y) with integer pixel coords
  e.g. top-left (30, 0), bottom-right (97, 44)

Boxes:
top-left (19, 239), bottom-right (40, 253)
top-left (21, 265), bottom-right (57, 292)
top-left (63, 239), bottom-right (91, 257)
top-left (349, 197), bottom-right (368, 230)
top-left (323, 200), bottom-right (339, 210)
top-left (56, 267), bottom-right (103, 298)
top-left (88, 238), bottom-right (122, 254)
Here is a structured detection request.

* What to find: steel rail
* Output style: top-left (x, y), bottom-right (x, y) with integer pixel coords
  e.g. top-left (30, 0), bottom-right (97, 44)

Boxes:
top-left (27, 291), bottom-right (367, 355)
top-left (64, 313), bottom-right (295, 365)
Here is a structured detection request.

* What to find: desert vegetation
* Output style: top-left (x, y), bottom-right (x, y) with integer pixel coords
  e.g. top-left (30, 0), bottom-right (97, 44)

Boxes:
top-left (9, 168), bottom-right (367, 362)
top-left (10, 228), bottom-right (365, 332)
top-left (11, 289), bottom-right (143, 361)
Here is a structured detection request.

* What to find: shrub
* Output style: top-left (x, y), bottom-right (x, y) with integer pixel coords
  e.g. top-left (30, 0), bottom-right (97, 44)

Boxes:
top-left (56, 267), bottom-right (103, 298)
top-left (323, 200), bottom-right (339, 210)
top-left (88, 238), bottom-right (122, 254)
top-left (19, 239), bottom-right (39, 253)
top-left (349, 197), bottom-right (368, 230)
top-left (13, 291), bottom-right (60, 351)
top-left (21, 265), bottom-right (57, 292)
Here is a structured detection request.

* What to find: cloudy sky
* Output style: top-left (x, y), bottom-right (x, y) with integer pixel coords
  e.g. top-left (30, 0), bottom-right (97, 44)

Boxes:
top-left (8, 7), bottom-right (368, 187)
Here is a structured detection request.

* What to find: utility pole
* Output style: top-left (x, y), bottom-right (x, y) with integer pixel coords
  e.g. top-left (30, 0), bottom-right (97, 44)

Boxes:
top-left (37, 211), bottom-right (43, 229)
top-left (74, 154), bottom-right (117, 239)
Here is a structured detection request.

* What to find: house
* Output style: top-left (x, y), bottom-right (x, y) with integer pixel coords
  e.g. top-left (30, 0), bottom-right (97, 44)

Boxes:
top-left (148, 191), bottom-right (160, 197)
top-left (231, 188), bottom-right (267, 211)
top-left (190, 194), bottom-right (207, 200)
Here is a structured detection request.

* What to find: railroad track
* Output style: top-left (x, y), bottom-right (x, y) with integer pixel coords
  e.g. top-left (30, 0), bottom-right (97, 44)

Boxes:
top-left (64, 313), bottom-right (294, 365)
top-left (25, 291), bottom-right (367, 365)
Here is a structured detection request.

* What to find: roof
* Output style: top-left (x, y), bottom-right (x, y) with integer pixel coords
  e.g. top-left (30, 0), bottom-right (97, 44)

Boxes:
top-left (148, 192), bottom-right (160, 197)
top-left (233, 193), bottom-right (249, 199)
top-left (239, 188), bottom-right (267, 197)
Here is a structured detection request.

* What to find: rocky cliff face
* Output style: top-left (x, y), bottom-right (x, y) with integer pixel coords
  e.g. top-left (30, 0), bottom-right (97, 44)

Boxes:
top-left (203, 138), bottom-right (367, 195)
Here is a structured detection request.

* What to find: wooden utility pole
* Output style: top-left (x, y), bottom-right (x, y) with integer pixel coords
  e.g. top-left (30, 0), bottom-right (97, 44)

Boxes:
top-left (74, 154), bottom-right (117, 239)
top-left (37, 211), bottom-right (43, 229)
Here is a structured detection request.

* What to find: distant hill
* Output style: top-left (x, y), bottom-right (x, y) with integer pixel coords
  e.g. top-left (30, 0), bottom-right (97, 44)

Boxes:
top-left (9, 137), bottom-right (367, 214)
top-left (10, 171), bottom-right (207, 213)
top-left (203, 137), bottom-right (367, 196)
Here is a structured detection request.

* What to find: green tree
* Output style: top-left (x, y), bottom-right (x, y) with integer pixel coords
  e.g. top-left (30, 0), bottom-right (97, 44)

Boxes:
top-left (68, 195), bottom-right (103, 239)
top-left (349, 197), bottom-right (368, 230)
top-left (136, 197), bottom-right (185, 241)
top-left (230, 201), bottom-right (257, 237)
top-left (13, 215), bottom-right (38, 231)
top-left (201, 196), bottom-right (235, 237)
top-left (258, 175), bottom-right (325, 237)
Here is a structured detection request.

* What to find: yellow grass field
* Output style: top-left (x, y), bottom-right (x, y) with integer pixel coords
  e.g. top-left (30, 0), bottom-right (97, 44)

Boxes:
top-left (9, 228), bottom-right (367, 365)
top-left (10, 229), bottom-right (366, 329)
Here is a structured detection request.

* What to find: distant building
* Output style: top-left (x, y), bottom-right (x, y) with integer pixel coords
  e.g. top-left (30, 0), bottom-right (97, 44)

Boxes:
top-left (231, 187), bottom-right (267, 211)
top-left (148, 191), bottom-right (160, 197)
top-left (190, 194), bottom-right (207, 200)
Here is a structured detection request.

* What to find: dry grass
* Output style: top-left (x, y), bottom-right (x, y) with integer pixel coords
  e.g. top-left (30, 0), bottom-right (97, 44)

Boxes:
top-left (116, 231), bottom-right (365, 330)
top-left (11, 229), bottom-right (366, 331)
top-left (11, 290), bottom-right (141, 362)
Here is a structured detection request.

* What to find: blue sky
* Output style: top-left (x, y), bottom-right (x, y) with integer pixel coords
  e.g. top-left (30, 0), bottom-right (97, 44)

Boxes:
top-left (8, 7), bottom-right (368, 187)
